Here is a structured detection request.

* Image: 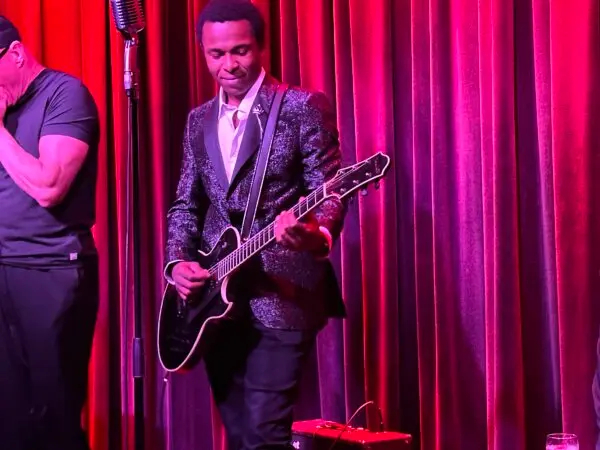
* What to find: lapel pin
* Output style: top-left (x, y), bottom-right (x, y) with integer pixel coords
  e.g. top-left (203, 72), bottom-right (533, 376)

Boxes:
top-left (252, 105), bottom-right (265, 139)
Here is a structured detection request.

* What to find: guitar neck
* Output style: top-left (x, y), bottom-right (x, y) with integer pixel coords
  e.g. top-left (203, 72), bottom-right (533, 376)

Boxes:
top-left (214, 184), bottom-right (328, 280)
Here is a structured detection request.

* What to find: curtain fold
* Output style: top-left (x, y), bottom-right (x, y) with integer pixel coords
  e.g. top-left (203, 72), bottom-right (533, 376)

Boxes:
top-left (0, 0), bottom-right (598, 449)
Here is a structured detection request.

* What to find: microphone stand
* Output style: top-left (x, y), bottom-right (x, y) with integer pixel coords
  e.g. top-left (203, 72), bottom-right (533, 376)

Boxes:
top-left (123, 34), bottom-right (145, 450)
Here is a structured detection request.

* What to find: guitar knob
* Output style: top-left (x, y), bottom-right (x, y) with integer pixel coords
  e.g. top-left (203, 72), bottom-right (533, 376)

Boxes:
top-left (360, 189), bottom-right (368, 196)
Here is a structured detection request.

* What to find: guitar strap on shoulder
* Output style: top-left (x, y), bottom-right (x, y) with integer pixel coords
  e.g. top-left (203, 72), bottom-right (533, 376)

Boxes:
top-left (240, 83), bottom-right (288, 240)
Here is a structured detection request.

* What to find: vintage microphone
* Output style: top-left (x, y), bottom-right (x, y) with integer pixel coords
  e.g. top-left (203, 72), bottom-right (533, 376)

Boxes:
top-left (109, 1), bottom-right (146, 450)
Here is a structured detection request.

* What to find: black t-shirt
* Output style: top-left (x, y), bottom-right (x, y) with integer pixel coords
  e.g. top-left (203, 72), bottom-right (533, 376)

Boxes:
top-left (0, 69), bottom-right (99, 267)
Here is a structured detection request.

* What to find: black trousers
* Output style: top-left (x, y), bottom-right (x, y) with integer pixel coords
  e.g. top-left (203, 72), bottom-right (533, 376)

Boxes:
top-left (594, 327), bottom-right (600, 450)
top-left (204, 316), bottom-right (317, 450)
top-left (0, 262), bottom-right (99, 450)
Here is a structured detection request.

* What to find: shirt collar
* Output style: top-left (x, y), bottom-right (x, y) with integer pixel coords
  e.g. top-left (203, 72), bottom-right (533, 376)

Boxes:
top-left (218, 67), bottom-right (266, 117)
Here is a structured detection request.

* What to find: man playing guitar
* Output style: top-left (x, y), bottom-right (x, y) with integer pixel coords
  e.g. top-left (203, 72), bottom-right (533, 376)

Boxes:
top-left (163, 0), bottom-right (346, 448)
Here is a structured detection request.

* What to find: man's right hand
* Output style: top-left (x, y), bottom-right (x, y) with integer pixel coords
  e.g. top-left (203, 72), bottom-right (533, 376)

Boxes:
top-left (171, 261), bottom-right (211, 300)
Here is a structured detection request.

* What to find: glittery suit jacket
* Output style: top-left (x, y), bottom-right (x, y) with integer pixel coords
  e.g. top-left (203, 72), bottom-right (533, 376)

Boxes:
top-left (165, 78), bottom-right (346, 330)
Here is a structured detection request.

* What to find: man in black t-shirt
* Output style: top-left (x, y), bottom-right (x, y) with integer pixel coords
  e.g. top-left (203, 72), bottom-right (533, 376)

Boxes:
top-left (0, 17), bottom-right (99, 450)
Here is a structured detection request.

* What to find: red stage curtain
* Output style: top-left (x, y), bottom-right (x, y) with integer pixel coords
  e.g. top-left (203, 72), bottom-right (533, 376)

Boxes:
top-left (0, 1), bottom-right (598, 449)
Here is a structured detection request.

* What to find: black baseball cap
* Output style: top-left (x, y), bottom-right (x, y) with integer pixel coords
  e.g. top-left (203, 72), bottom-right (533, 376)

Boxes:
top-left (0, 16), bottom-right (21, 49)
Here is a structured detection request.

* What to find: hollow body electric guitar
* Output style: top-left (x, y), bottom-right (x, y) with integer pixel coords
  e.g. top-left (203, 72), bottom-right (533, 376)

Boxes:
top-left (157, 152), bottom-right (391, 373)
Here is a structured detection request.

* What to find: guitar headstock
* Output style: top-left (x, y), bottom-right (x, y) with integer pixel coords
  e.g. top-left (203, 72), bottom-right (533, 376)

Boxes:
top-left (325, 152), bottom-right (391, 200)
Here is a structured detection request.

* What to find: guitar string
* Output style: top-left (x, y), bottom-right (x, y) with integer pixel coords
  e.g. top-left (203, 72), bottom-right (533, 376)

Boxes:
top-left (208, 160), bottom-right (367, 279)
top-left (208, 187), bottom-right (322, 279)
top-left (209, 162), bottom-right (366, 279)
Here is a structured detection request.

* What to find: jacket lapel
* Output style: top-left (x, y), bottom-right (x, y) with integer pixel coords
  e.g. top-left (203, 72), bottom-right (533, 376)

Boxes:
top-left (203, 99), bottom-right (230, 192)
top-left (227, 80), bottom-right (277, 193)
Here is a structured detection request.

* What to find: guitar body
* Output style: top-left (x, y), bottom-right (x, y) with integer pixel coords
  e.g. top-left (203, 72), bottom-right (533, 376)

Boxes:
top-left (157, 226), bottom-right (241, 372)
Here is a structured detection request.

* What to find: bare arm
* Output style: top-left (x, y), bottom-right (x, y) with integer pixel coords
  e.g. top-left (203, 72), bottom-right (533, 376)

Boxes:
top-left (0, 128), bottom-right (88, 207)
top-left (0, 78), bottom-right (97, 208)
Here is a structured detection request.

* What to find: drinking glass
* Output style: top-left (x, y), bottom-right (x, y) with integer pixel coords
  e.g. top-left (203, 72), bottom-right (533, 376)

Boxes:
top-left (546, 433), bottom-right (579, 450)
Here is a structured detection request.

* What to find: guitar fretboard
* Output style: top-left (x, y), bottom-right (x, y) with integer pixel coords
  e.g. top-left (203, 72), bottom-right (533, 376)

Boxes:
top-left (208, 185), bottom-right (327, 280)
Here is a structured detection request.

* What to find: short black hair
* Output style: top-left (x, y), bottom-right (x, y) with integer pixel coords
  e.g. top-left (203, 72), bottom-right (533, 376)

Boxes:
top-left (196, 0), bottom-right (266, 48)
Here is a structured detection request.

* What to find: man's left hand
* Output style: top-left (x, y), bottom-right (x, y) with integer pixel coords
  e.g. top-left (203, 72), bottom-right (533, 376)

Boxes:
top-left (274, 206), bottom-right (329, 254)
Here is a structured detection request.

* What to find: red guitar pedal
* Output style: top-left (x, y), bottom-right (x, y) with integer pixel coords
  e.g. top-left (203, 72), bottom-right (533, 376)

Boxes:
top-left (291, 419), bottom-right (412, 450)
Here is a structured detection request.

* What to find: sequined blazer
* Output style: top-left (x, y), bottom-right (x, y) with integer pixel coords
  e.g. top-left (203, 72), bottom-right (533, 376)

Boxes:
top-left (165, 78), bottom-right (346, 330)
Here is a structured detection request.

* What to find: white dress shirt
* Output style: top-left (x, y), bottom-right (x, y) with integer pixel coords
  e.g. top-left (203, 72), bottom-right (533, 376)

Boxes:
top-left (218, 68), bottom-right (266, 182)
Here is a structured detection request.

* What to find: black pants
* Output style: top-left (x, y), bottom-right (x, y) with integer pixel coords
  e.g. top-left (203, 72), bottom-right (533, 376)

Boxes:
top-left (0, 262), bottom-right (99, 450)
top-left (204, 316), bottom-right (317, 450)
top-left (594, 327), bottom-right (600, 450)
